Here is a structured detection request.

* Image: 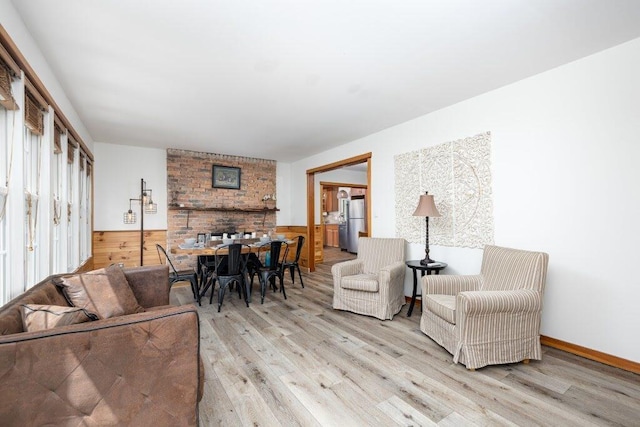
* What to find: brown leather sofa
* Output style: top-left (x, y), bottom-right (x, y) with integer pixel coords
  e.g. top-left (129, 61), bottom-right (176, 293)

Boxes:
top-left (0, 265), bottom-right (203, 426)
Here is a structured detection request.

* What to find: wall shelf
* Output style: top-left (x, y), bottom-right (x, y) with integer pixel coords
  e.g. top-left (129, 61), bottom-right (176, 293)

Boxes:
top-left (169, 206), bottom-right (279, 213)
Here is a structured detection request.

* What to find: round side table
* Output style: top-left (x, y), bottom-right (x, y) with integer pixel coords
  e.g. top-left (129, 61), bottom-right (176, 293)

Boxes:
top-left (405, 260), bottom-right (447, 317)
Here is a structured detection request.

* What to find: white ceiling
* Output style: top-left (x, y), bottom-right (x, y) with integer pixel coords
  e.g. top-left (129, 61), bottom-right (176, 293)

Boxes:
top-left (11, 0), bottom-right (640, 162)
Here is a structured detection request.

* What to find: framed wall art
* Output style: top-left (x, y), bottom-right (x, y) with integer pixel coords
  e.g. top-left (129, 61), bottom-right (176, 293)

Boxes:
top-left (212, 165), bottom-right (241, 189)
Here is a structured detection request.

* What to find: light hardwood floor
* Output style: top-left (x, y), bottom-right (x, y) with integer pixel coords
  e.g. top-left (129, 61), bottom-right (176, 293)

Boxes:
top-left (170, 248), bottom-right (640, 426)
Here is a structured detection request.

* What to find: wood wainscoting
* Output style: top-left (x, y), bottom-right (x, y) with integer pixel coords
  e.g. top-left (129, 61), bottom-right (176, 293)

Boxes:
top-left (95, 227), bottom-right (315, 270)
top-left (92, 230), bottom-right (166, 269)
top-left (275, 225), bottom-right (323, 269)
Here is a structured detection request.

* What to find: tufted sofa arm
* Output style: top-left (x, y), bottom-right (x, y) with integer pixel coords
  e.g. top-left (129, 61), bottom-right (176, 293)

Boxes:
top-left (0, 304), bottom-right (201, 426)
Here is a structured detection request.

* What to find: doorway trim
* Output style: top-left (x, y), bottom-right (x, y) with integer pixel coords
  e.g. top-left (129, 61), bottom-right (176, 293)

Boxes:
top-left (306, 152), bottom-right (372, 272)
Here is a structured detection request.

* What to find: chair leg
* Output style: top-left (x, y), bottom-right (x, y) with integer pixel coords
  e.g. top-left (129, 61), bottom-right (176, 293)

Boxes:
top-left (199, 276), bottom-right (215, 306)
top-left (296, 265), bottom-right (304, 288)
top-left (244, 272), bottom-right (252, 305)
top-left (242, 275), bottom-right (250, 307)
top-left (288, 266), bottom-right (295, 284)
top-left (190, 276), bottom-right (198, 300)
top-left (258, 273), bottom-right (267, 304)
top-left (280, 275), bottom-right (287, 300)
top-left (217, 279), bottom-right (229, 311)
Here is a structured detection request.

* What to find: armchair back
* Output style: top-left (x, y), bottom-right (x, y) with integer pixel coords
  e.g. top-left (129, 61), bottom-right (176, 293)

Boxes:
top-left (480, 245), bottom-right (549, 292)
top-left (358, 237), bottom-right (405, 273)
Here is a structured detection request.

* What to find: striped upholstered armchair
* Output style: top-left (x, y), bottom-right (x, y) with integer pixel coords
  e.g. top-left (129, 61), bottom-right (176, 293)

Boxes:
top-left (332, 237), bottom-right (406, 320)
top-left (420, 245), bottom-right (549, 370)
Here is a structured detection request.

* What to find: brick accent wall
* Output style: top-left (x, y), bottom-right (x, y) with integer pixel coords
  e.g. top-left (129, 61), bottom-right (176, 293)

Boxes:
top-left (167, 149), bottom-right (277, 269)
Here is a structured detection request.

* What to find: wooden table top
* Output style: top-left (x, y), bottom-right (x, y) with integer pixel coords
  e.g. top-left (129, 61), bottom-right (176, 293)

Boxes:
top-left (171, 239), bottom-right (295, 256)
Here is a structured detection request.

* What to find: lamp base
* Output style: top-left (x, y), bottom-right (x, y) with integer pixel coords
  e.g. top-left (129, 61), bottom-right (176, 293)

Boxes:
top-left (420, 257), bottom-right (436, 266)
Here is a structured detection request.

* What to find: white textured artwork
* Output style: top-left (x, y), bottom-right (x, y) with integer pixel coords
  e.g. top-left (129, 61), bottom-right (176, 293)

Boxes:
top-left (395, 132), bottom-right (494, 249)
top-left (394, 151), bottom-right (423, 244)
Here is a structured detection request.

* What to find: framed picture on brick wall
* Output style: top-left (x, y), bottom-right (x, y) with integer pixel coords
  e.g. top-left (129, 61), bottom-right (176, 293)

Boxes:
top-left (212, 165), bottom-right (241, 189)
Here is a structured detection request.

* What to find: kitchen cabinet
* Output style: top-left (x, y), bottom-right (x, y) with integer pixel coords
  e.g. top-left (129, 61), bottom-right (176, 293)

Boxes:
top-left (324, 187), bottom-right (338, 212)
top-left (324, 224), bottom-right (339, 248)
top-left (350, 187), bottom-right (366, 197)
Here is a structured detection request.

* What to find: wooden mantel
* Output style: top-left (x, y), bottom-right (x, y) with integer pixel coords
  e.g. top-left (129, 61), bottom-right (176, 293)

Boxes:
top-left (168, 206), bottom-right (279, 213)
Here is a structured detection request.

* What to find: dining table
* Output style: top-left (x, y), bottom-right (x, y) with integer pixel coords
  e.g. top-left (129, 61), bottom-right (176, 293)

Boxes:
top-left (171, 238), bottom-right (297, 303)
top-left (170, 238), bottom-right (296, 257)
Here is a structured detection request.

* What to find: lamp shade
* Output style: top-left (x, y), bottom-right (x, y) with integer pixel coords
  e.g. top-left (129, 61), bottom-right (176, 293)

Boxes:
top-left (123, 210), bottom-right (136, 224)
top-left (144, 200), bottom-right (157, 214)
top-left (413, 194), bottom-right (441, 217)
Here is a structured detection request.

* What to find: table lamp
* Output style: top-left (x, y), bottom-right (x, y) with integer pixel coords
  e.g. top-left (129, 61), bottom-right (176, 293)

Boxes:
top-left (412, 191), bottom-right (441, 265)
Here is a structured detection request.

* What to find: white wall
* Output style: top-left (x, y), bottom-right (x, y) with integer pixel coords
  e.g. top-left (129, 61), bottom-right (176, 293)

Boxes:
top-left (275, 162), bottom-right (292, 225)
top-left (288, 38), bottom-right (640, 363)
top-left (0, 0), bottom-right (93, 149)
top-left (93, 143), bottom-right (167, 231)
top-left (96, 144), bottom-right (287, 232)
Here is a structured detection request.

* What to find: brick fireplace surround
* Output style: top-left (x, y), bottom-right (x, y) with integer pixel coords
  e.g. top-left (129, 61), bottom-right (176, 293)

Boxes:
top-left (167, 149), bottom-right (277, 269)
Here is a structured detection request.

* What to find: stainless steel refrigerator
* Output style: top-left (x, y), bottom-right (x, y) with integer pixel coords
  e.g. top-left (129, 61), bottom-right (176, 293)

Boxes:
top-left (347, 195), bottom-right (366, 253)
top-left (338, 198), bottom-right (349, 251)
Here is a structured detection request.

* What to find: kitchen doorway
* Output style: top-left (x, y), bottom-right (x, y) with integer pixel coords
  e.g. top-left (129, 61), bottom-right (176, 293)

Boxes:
top-left (319, 181), bottom-right (367, 258)
top-left (306, 153), bottom-right (371, 272)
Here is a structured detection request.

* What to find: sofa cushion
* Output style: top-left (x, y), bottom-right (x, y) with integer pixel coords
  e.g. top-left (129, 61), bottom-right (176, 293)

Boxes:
top-left (341, 274), bottom-right (379, 292)
top-left (0, 280), bottom-right (69, 335)
top-left (423, 294), bottom-right (456, 324)
top-left (54, 264), bottom-right (145, 319)
top-left (21, 304), bottom-right (95, 332)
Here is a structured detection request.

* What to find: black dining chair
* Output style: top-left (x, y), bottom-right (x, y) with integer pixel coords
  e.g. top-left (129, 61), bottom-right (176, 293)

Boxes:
top-left (198, 255), bottom-right (217, 294)
top-left (279, 235), bottom-right (305, 288)
top-left (251, 240), bottom-right (289, 304)
top-left (200, 243), bottom-right (251, 311)
top-left (156, 244), bottom-right (199, 300)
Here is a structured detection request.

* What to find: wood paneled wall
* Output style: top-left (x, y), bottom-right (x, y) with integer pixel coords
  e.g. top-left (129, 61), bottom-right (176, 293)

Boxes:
top-left (276, 225), bottom-right (323, 269)
top-left (92, 230), bottom-right (167, 269)
top-left (93, 227), bottom-right (317, 270)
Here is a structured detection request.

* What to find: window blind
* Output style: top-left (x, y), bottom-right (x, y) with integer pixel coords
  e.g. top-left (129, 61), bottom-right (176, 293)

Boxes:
top-left (24, 82), bottom-right (47, 136)
top-left (67, 132), bottom-right (78, 164)
top-left (0, 60), bottom-right (18, 110)
top-left (53, 114), bottom-right (65, 154)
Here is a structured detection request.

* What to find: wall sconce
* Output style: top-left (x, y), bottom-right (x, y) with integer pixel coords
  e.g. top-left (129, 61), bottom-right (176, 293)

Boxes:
top-left (123, 179), bottom-right (157, 266)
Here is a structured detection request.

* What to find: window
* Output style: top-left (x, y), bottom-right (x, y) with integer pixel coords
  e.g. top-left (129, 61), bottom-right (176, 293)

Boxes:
top-left (23, 88), bottom-right (47, 286)
top-left (0, 106), bottom-right (11, 304)
top-left (83, 158), bottom-right (92, 263)
top-left (67, 140), bottom-right (76, 271)
top-left (78, 152), bottom-right (86, 262)
top-left (51, 118), bottom-right (64, 273)
top-left (0, 55), bottom-right (20, 304)
top-left (0, 31), bottom-right (93, 305)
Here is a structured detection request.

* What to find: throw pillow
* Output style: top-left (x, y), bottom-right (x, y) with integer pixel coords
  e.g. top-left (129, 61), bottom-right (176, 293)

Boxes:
top-left (21, 304), bottom-right (95, 332)
top-left (54, 264), bottom-right (145, 319)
